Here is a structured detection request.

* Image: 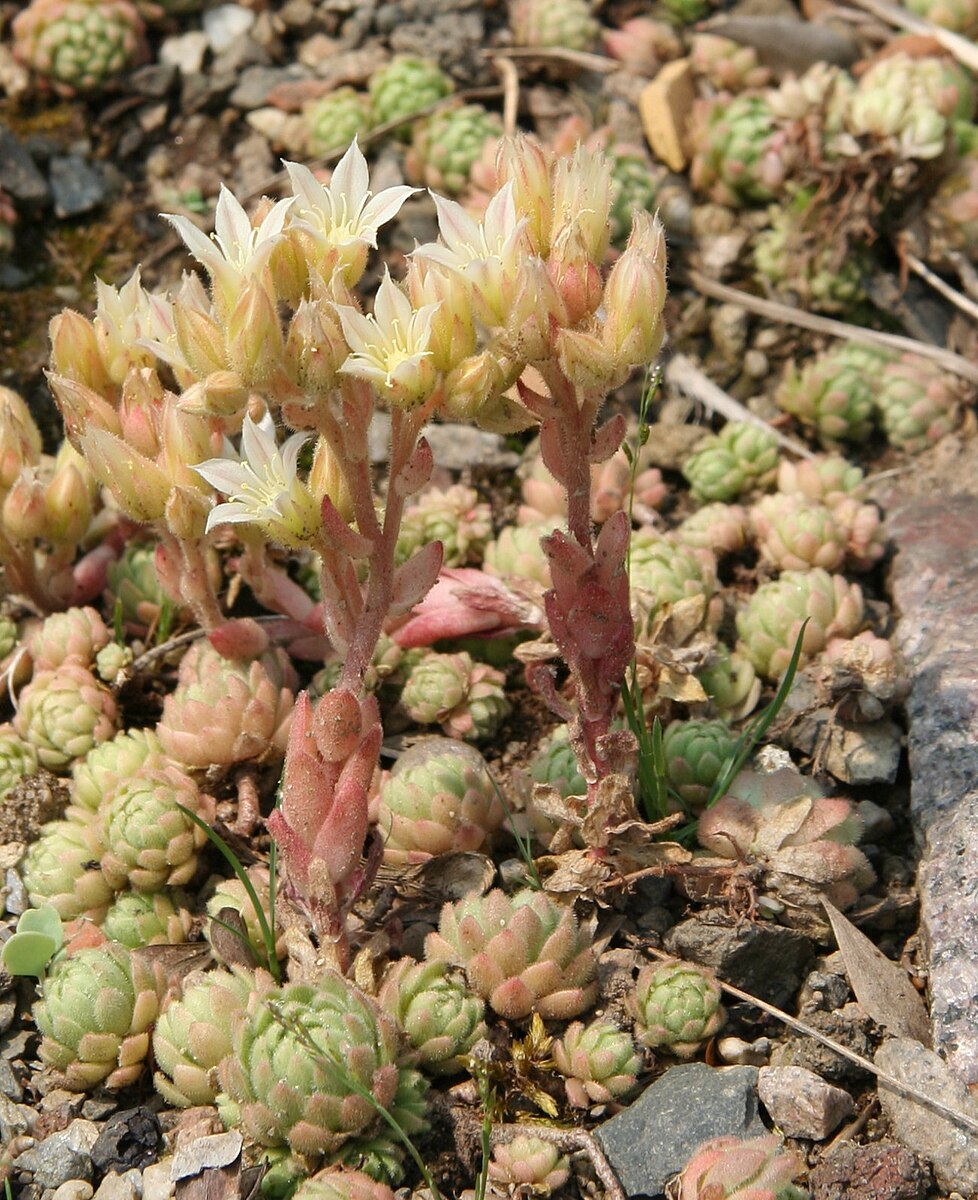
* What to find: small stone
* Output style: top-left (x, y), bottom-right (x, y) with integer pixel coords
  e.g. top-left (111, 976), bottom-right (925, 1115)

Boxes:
top-left (876, 1038), bottom-right (978, 1195)
top-left (171, 1132), bottom-right (243, 1179)
top-left (48, 157), bottom-right (109, 219)
top-left (595, 1064), bottom-right (766, 1197)
top-left (230, 66), bottom-right (303, 110)
top-left (856, 799), bottom-right (895, 841)
top-left (0, 1056), bottom-right (23, 1100)
top-left (716, 1036), bottom-right (771, 1066)
top-left (202, 5), bottom-right (256, 52)
top-left (159, 33), bottom-right (209, 75)
top-left (770, 1003), bottom-right (874, 1086)
top-left (51, 1183), bottom-right (94, 1200)
top-left (91, 1109), bottom-right (162, 1175)
top-left (823, 719), bottom-right (903, 785)
top-left (92, 1173), bottom-right (139, 1200)
top-left (0, 1094), bottom-right (33, 1143)
top-left (639, 58), bottom-right (695, 172)
top-left (140, 1161), bottom-right (174, 1200)
top-left (0, 127), bottom-right (49, 203)
top-left (16, 1121), bottom-right (100, 1189)
top-left (757, 1065), bottom-right (855, 1139)
top-left (128, 65), bottom-right (176, 97)
top-left (810, 1140), bottom-right (929, 1200)
top-left (664, 915), bottom-right (814, 1009)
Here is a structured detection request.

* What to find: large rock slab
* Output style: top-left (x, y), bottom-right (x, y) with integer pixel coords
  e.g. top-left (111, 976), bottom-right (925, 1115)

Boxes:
top-left (887, 494), bottom-right (978, 1085)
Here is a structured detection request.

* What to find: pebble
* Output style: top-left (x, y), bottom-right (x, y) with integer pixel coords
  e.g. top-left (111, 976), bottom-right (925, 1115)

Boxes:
top-left (139, 1161), bottom-right (174, 1200)
top-left (595, 1064), bottom-right (766, 1197)
top-left (770, 1003), bottom-right (874, 1086)
top-left (48, 156), bottom-right (109, 219)
top-left (0, 1055), bottom-right (23, 1100)
top-left (876, 1038), bottom-right (978, 1195)
top-left (159, 32), bottom-right (209, 75)
top-left (202, 5), bottom-right (256, 53)
top-left (757, 1065), bottom-right (854, 1140)
top-left (716, 1036), bottom-right (771, 1067)
top-left (0, 1093), bottom-right (33, 1142)
top-left (91, 1108), bottom-right (162, 1174)
top-left (663, 914), bottom-right (814, 1010)
top-left (92, 1172), bottom-right (140, 1200)
top-left (229, 66), bottom-right (307, 110)
top-left (822, 717), bottom-right (903, 785)
top-left (15, 1120), bottom-right (100, 1189)
top-left (0, 125), bottom-right (49, 203)
top-left (51, 1183), bottom-right (94, 1200)
top-left (810, 1141), bottom-right (929, 1200)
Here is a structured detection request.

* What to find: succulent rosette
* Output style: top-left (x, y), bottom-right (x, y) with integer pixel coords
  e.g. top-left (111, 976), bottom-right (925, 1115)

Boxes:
top-left (690, 34), bottom-right (769, 92)
top-left (14, 663), bottom-right (119, 772)
top-left (292, 1172), bottom-right (396, 1200)
top-left (376, 738), bottom-right (504, 865)
top-left (106, 542), bottom-right (183, 631)
top-left (33, 942), bottom-right (165, 1090)
top-left (736, 568), bottom-right (864, 680)
top-left (396, 484), bottom-right (492, 568)
top-left (12, 0), bottom-right (148, 95)
top-left (695, 645), bottom-right (761, 723)
top-left (28, 606), bottom-right (110, 671)
top-left (511, 0), bottom-right (600, 49)
top-left (21, 814), bottom-right (115, 919)
top-left (158, 637), bottom-right (297, 767)
top-left (367, 56), bottom-right (453, 135)
top-left (676, 1134), bottom-right (806, 1200)
top-left (750, 494), bottom-right (848, 573)
top-left (776, 454), bottom-right (865, 506)
top-left (529, 724), bottom-right (588, 799)
top-left (0, 725), bottom-right (39, 800)
top-left (662, 719), bottom-right (738, 810)
top-left (99, 763), bottom-right (215, 892)
top-left (153, 968), bottom-right (259, 1107)
top-left (553, 1018), bottom-right (643, 1107)
top-left (682, 422), bottom-right (779, 502)
top-left (425, 888), bottom-right (599, 1020)
top-left (689, 94), bottom-right (790, 207)
top-left (304, 88), bottom-right (374, 158)
top-left (484, 522), bottom-right (555, 587)
top-left (875, 354), bottom-right (963, 453)
top-left (378, 958), bottom-right (487, 1074)
top-left (205, 868), bottom-right (285, 971)
top-left (70, 726), bottom-right (164, 814)
top-left (217, 973), bottom-right (429, 1168)
top-left (776, 345), bottom-right (887, 448)
top-left (628, 530), bottom-right (719, 616)
top-left (407, 104), bottom-right (504, 196)
top-left (488, 1136), bottom-right (570, 1191)
top-left (400, 652), bottom-right (510, 743)
top-left (753, 201), bottom-right (866, 314)
top-left (629, 959), bottom-right (726, 1056)
top-left (100, 889), bottom-right (194, 948)
top-left (675, 503), bottom-right (750, 557)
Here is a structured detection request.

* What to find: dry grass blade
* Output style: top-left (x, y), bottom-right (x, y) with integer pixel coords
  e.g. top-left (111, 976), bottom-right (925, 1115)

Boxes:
top-left (484, 47), bottom-right (619, 74)
top-left (845, 0), bottom-right (978, 71)
top-left (905, 253), bottom-right (978, 324)
top-left (491, 56), bottom-right (521, 136)
top-left (648, 947), bottom-right (978, 1137)
top-left (822, 899), bottom-right (932, 1046)
top-left (665, 355), bottom-right (816, 458)
top-left (687, 270), bottom-right (978, 385)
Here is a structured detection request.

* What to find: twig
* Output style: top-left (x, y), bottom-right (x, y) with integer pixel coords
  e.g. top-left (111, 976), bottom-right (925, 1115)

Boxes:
top-left (490, 1123), bottom-right (626, 1200)
top-left (823, 1096), bottom-right (878, 1153)
top-left (905, 252), bottom-right (978, 324)
top-left (665, 355), bottom-right (816, 459)
top-left (644, 947), bottom-right (978, 1138)
top-left (483, 46), bottom-right (619, 74)
top-left (492, 56), bottom-right (521, 138)
top-left (686, 270), bottom-right (978, 386)
top-left (844, 0), bottom-right (978, 71)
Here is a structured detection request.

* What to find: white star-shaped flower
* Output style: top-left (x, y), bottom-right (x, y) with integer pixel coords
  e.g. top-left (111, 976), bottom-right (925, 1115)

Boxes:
top-left (193, 413), bottom-right (320, 548)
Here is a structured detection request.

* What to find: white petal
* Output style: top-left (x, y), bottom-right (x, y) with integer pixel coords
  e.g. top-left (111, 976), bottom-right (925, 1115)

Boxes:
top-left (284, 160), bottom-right (326, 214)
top-left (257, 195), bottom-right (295, 242)
top-left (193, 457), bottom-right (246, 493)
top-left (359, 185), bottom-right (420, 234)
top-left (162, 213), bottom-right (225, 279)
top-left (432, 193), bottom-right (481, 258)
top-left (281, 430), bottom-right (310, 475)
top-left (484, 181), bottom-right (517, 245)
top-left (205, 501), bottom-right (257, 532)
top-left (334, 305), bottom-right (376, 355)
top-left (240, 415), bottom-right (279, 478)
top-left (373, 271), bottom-right (412, 332)
top-left (331, 138), bottom-right (370, 210)
top-left (213, 185), bottom-right (253, 263)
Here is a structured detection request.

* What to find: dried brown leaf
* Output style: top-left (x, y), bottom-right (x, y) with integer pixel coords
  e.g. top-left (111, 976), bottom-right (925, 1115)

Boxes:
top-left (822, 898), bottom-right (932, 1046)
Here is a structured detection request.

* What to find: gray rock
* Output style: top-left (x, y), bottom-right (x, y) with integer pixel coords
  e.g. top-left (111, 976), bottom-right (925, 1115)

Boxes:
top-left (888, 496), bottom-right (978, 1084)
top-left (229, 66), bottom-right (306, 110)
top-left (128, 65), bottom-right (175, 97)
top-left (595, 1064), bottom-right (766, 1197)
top-left (16, 1120), bottom-right (100, 1189)
top-left (0, 1093), bottom-right (33, 1143)
top-left (663, 915), bottom-right (813, 1009)
top-left (770, 1002), bottom-right (873, 1086)
top-left (0, 126), bottom-right (49, 203)
top-left (875, 1037), bottom-right (978, 1195)
top-left (368, 414), bottom-right (520, 472)
top-left (48, 156), bottom-right (109, 219)
top-left (757, 1065), bottom-right (854, 1139)
top-left (0, 1055), bottom-right (22, 1099)
top-left (170, 1132), bottom-right (242, 1179)
top-left (139, 1162), bottom-right (174, 1200)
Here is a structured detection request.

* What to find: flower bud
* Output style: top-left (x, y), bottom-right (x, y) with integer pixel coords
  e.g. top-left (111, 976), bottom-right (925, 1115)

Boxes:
top-left (548, 222), bottom-right (604, 326)
top-left (0, 387), bottom-right (42, 491)
top-left (165, 485), bottom-right (209, 541)
top-left (178, 371), bottom-right (249, 418)
top-left (119, 373), bottom-right (164, 461)
top-left (551, 145), bottom-right (613, 267)
top-left (308, 437), bottom-right (354, 524)
top-left (497, 134), bottom-right (554, 256)
top-left (284, 299), bottom-right (347, 398)
top-left (49, 309), bottom-right (112, 396)
top-left (160, 398), bottom-right (214, 491)
top-left (601, 211), bottom-right (667, 369)
top-left (47, 374), bottom-right (122, 448)
top-left (226, 281), bottom-right (285, 387)
top-left (505, 257), bottom-right (565, 364)
top-left (173, 301), bottom-right (228, 380)
top-left (406, 260), bottom-right (477, 373)
top-left (79, 427), bottom-right (170, 522)
top-left (557, 327), bottom-right (623, 393)
top-left (442, 351), bottom-right (507, 422)
top-left (45, 462), bottom-right (94, 545)
top-left (2, 471), bottom-right (48, 541)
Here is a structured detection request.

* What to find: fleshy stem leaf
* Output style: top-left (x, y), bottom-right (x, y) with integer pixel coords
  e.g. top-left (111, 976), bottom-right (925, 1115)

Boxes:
top-left (175, 802), bottom-right (281, 983)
